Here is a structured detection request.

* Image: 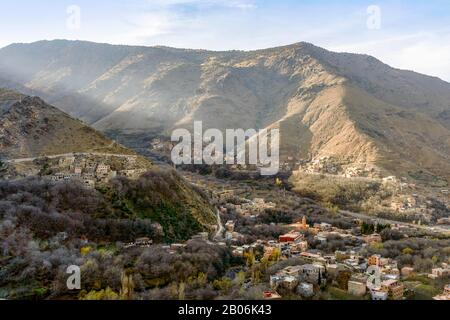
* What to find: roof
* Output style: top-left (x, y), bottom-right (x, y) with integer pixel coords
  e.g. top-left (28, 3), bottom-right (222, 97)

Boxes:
top-left (301, 264), bottom-right (323, 271)
top-left (348, 280), bottom-right (366, 286)
top-left (283, 276), bottom-right (297, 282)
top-left (381, 279), bottom-right (399, 286)
top-left (283, 265), bottom-right (303, 273)
top-left (280, 232), bottom-right (301, 238)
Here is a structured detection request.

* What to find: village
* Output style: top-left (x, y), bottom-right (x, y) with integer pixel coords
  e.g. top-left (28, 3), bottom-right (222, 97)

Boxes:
top-left (14, 148), bottom-right (446, 301)
top-left (2, 143), bottom-right (447, 301)
top-left (232, 215), bottom-right (449, 300)
top-left (1, 147), bottom-right (448, 301)
top-left (294, 156), bottom-right (450, 208)
top-left (149, 139), bottom-right (450, 222)
top-left (1, 153), bottom-right (152, 187)
top-left (46, 154), bottom-right (151, 187)
top-left (113, 167), bottom-right (447, 301)
top-left (123, 194), bottom-right (449, 300)
top-left (112, 139), bottom-right (450, 300)
top-left (222, 212), bottom-right (448, 300)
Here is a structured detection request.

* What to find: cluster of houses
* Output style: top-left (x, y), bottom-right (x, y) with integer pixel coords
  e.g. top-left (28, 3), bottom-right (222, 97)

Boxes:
top-left (223, 211), bottom-right (449, 300)
top-left (124, 237), bottom-right (153, 249)
top-left (433, 284), bottom-right (450, 300)
top-left (210, 185), bottom-right (449, 300)
top-left (295, 156), bottom-right (381, 178)
top-left (427, 264), bottom-right (450, 280)
top-left (389, 193), bottom-right (434, 215)
top-left (298, 156), bottom-right (341, 175)
top-left (292, 155), bottom-right (449, 219)
top-left (217, 195), bottom-right (276, 219)
top-left (270, 264), bottom-right (326, 298)
top-left (234, 198), bottom-right (277, 217)
top-left (266, 248), bottom-right (409, 300)
top-left (150, 138), bottom-right (174, 152)
top-left (48, 155), bottom-right (147, 187)
top-left (261, 243), bottom-right (410, 300)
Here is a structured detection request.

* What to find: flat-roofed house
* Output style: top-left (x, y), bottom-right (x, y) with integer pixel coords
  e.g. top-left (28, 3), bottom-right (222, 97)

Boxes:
top-left (279, 232), bottom-right (302, 243)
top-left (381, 279), bottom-right (404, 300)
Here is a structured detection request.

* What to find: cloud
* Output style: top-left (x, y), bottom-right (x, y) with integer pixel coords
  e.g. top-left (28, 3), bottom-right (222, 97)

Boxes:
top-left (108, 0), bottom-right (256, 45)
top-left (328, 29), bottom-right (450, 82)
top-left (4, 1), bottom-right (446, 81)
top-left (116, 12), bottom-right (183, 41)
top-left (143, 0), bottom-right (257, 10)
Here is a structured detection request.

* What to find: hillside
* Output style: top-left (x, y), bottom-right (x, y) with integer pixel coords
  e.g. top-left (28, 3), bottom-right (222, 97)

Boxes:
top-left (0, 88), bottom-right (218, 240)
top-left (100, 169), bottom-right (218, 241)
top-left (0, 40), bottom-right (449, 182)
top-left (0, 88), bottom-right (134, 159)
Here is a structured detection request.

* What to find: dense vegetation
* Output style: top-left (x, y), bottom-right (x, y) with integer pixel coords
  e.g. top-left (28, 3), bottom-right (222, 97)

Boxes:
top-left (363, 237), bottom-right (450, 271)
top-left (219, 196), bottom-right (357, 246)
top-left (0, 172), bottom-right (228, 299)
top-left (291, 173), bottom-right (388, 210)
top-left (0, 169), bottom-right (216, 243)
top-left (1, 170), bottom-right (447, 300)
top-left (98, 169), bottom-right (216, 241)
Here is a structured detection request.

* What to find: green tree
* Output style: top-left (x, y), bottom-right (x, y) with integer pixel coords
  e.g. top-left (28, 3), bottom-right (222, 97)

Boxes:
top-left (120, 272), bottom-right (135, 300)
top-left (268, 248), bottom-right (281, 262)
top-left (197, 272), bottom-right (208, 287)
top-left (251, 264), bottom-right (262, 284)
top-left (178, 282), bottom-right (186, 300)
top-left (402, 247), bottom-right (414, 255)
top-left (243, 251), bottom-right (256, 267)
top-left (235, 271), bottom-right (246, 285)
top-left (213, 277), bottom-right (232, 294)
top-left (81, 287), bottom-right (119, 300)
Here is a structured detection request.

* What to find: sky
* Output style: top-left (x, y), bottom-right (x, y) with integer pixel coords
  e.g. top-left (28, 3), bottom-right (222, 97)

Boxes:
top-left (1, 0), bottom-right (450, 81)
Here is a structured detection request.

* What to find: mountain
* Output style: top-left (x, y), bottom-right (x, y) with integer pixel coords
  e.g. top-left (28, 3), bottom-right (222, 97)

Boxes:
top-left (0, 88), bottom-right (218, 239)
top-left (0, 40), bottom-right (449, 182)
top-left (0, 88), bottom-right (134, 159)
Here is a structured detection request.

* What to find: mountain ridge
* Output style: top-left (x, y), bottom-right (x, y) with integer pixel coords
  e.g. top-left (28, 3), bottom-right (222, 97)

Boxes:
top-left (0, 40), bottom-right (449, 182)
top-left (0, 88), bottom-right (136, 159)
top-left (0, 87), bottom-right (218, 239)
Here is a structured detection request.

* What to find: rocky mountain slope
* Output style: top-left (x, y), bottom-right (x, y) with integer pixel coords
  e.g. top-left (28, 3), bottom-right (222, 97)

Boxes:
top-left (0, 88), bottom-right (218, 238)
top-left (0, 88), bottom-right (134, 159)
top-left (0, 40), bottom-right (449, 181)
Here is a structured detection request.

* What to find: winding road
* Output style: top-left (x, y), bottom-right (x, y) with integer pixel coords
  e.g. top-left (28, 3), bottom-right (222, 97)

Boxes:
top-left (213, 209), bottom-right (225, 241)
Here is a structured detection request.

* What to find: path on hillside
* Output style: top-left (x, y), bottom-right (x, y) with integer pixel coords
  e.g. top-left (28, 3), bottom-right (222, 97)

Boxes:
top-left (340, 210), bottom-right (450, 236)
top-left (213, 209), bottom-right (225, 241)
top-left (5, 152), bottom-right (137, 163)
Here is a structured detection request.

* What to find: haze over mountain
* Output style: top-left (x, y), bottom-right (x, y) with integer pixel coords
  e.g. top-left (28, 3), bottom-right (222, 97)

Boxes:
top-left (0, 87), bottom-right (134, 159)
top-left (0, 40), bottom-right (449, 181)
top-left (0, 87), bottom-right (219, 238)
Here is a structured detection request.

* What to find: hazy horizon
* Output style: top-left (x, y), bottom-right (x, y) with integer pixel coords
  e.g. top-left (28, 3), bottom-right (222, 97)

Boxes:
top-left (1, 0), bottom-right (450, 81)
top-left (2, 37), bottom-right (450, 85)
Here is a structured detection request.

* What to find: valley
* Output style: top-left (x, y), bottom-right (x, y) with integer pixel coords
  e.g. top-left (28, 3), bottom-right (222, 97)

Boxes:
top-left (0, 40), bottom-right (450, 183)
top-left (0, 40), bottom-right (449, 301)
